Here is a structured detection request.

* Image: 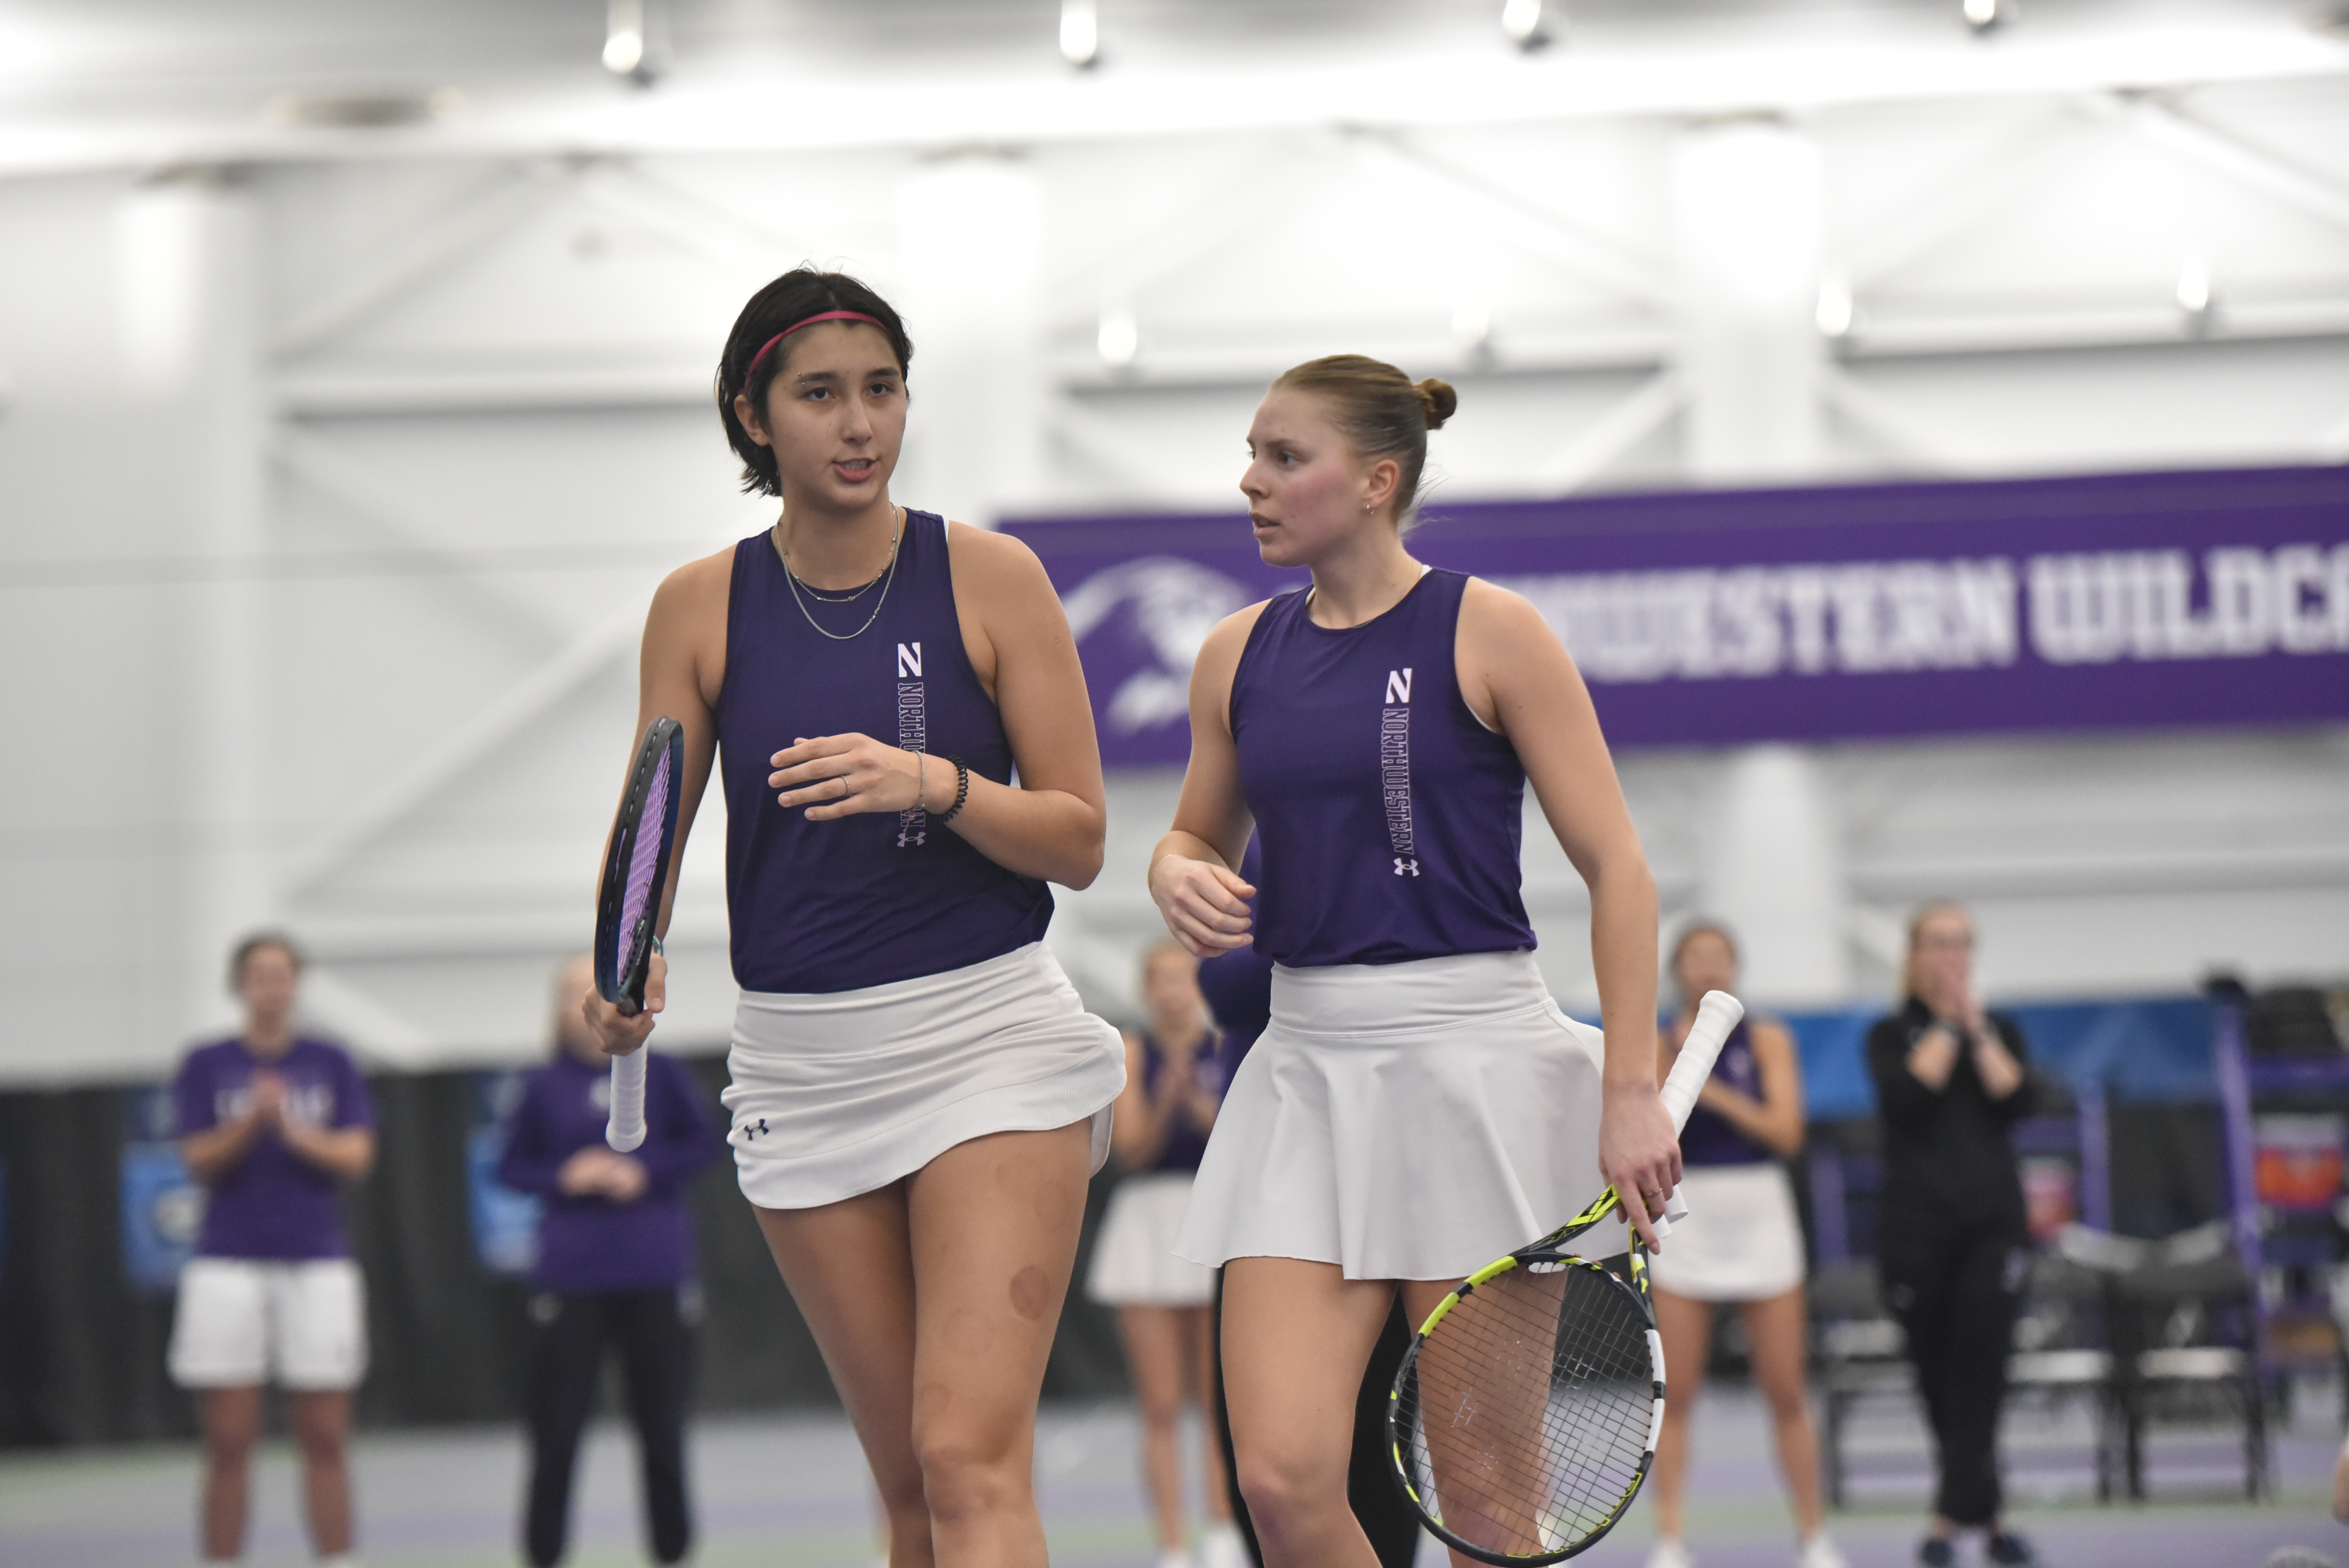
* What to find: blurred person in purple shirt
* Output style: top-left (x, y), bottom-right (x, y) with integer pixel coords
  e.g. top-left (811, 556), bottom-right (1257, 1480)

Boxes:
top-left (169, 933), bottom-right (375, 1568)
top-left (498, 956), bottom-right (717, 1568)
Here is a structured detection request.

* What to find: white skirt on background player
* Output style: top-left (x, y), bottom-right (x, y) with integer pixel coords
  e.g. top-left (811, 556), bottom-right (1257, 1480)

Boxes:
top-left (1087, 1172), bottom-right (1216, 1307)
top-left (724, 942), bottom-right (1126, 1211)
top-left (1175, 949), bottom-right (1606, 1283)
top-left (1643, 1162), bottom-right (1807, 1301)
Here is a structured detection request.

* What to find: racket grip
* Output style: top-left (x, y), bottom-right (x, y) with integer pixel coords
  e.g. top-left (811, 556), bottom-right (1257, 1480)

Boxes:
top-left (607, 1050), bottom-right (649, 1152)
top-left (1659, 990), bottom-right (1745, 1134)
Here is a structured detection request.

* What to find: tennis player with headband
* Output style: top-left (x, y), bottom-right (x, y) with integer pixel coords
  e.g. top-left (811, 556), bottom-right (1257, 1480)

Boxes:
top-left (584, 266), bottom-right (1125, 1568)
top-left (1150, 355), bottom-right (1682, 1568)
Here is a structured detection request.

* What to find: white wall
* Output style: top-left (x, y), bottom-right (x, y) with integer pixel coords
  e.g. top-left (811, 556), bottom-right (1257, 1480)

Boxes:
top-left (2, 6), bottom-right (2345, 1081)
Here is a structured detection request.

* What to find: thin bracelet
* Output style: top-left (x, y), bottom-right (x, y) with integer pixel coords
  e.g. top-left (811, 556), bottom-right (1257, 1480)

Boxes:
top-left (936, 755), bottom-right (970, 823)
top-left (916, 752), bottom-right (928, 813)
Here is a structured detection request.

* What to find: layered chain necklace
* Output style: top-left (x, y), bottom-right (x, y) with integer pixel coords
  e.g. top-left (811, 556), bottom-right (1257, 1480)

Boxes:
top-left (777, 506), bottom-right (904, 641)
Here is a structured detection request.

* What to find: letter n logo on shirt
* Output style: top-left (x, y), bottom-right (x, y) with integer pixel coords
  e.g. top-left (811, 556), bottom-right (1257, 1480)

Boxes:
top-left (1385, 667), bottom-right (1412, 704)
top-left (897, 642), bottom-right (923, 678)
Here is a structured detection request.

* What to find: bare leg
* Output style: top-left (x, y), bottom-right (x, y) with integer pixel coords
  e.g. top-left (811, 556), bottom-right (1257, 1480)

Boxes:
top-left (756, 1183), bottom-right (932, 1568)
top-left (1221, 1259), bottom-right (1395, 1568)
top-left (288, 1389), bottom-right (355, 1557)
top-left (1739, 1288), bottom-right (1825, 1542)
top-left (1395, 1279), bottom-right (1497, 1568)
top-left (906, 1123), bottom-right (1094, 1568)
top-left (198, 1386), bottom-right (262, 1561)
top-left (1122, 1305), bottom-right (1193, 1550)
top-left (1650, 1289), bottom-right (1714, 1545)
top-left (1184, 1304), bottom-right (1234, 1525)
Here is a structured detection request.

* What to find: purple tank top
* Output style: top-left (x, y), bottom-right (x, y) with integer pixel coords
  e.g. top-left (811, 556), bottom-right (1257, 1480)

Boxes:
top-left (1676, 1016), bottom-right (1770, 1166)
top-left (716, 511), bottom-right (1053, 993)
top-left (1136, 1030), bottom-right (1222, 1174)
top-left (1231, 570), bottom-right (1536, 968)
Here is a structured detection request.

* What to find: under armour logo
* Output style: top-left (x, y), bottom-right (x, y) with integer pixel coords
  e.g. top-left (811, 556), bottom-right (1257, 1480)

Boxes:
top-left (742, 1117), bottom-right (771, 1140)
top-left (896, 828), bottom-right (926, 848)
top-left (1393, 857), bottom-right (1420, 877)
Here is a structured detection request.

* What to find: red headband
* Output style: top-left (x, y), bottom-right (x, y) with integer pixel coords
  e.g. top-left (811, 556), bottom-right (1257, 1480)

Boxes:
top-left (738, 310), bottom-right (888, 393)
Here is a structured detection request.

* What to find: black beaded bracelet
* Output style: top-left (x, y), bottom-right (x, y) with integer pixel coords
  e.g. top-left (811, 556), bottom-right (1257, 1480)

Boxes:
top-left (935, 755), bottom-right (970, 823)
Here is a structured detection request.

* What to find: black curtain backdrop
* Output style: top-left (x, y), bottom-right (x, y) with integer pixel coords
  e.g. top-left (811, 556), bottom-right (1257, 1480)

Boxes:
top-left (0, 1055), bottom-right (1130, 1449)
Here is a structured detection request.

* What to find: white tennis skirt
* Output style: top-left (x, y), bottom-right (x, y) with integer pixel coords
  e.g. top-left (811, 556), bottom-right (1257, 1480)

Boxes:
top-left (1175, 949), bottom-right (1606, 1283)
top-left (1087, 1171), bottom-right (1217, 1308)
top-left (1644, 1162), bottom-right (1807, 1302)
top-left (724, 942), bottom-right (1126, 1211)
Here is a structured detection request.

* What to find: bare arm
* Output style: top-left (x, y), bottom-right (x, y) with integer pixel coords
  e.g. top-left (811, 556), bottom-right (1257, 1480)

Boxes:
top-left (585, 548), bottom-right (731, 1060)
top-left (278, 1122), bottom-right (376, 1181)
top-left (180, 1109), bottom-right (265, 1185)
top-left (768, 527), bottom-right (1108, 888)
top-left (1147, 605), bottom-right (1267, 956)
top-left (1671, 1018), bottom-right (1806, 1158)
top-left (1458, 579), bottom-right (1675, 1245)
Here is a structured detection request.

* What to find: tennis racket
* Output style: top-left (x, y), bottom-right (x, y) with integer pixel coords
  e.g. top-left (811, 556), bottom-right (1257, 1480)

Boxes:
top-left (592, 715), bottom-right (684, 1153)
top-left (1387, 989), bottom-right (1746, 1565)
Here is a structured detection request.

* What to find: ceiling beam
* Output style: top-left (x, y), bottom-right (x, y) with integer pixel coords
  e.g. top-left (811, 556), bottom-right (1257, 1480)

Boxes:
top-left (278, 596), bottom-right (645, 897)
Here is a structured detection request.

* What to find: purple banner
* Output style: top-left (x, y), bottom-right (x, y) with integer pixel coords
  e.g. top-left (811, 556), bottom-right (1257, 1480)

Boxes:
top-left (1001, 465), bottom-right (2349, 766)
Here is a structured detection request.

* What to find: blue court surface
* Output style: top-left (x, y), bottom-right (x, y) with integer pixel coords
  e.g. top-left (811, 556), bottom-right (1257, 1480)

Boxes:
top-left (0, 1388), bottom-right (2339, 1567)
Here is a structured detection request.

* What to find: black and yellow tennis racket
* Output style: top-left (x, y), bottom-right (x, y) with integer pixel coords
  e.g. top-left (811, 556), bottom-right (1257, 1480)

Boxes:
top-left (1388, 990), bottom-right (1745, 1564)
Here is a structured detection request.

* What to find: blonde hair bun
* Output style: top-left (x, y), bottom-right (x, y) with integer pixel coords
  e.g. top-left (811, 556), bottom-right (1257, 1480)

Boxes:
top-left (1415, 378), bottom-right (1458, 430)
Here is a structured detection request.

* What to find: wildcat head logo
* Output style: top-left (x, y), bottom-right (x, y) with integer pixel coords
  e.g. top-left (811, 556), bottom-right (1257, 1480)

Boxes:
top-left (1061, 558), bottom-right (1251, 736)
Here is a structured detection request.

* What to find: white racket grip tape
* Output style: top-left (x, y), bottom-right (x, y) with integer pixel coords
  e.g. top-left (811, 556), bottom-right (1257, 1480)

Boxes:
top-left (607, 1050), bottom-right (649, 1152)
top-left (1659, 990), bottom-right (1745, 1133)
top-left (1648, 990), bottom-right (1742, 1236)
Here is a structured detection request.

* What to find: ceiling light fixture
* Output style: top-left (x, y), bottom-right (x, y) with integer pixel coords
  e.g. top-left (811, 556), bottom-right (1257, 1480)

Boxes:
top-left (604, 0), bottom-right (662, 85)
top-left (1501, 0), bottom-right (1555, 53)
top-left (1962, 0), bottom-right (2013, 35)
top-left (1061, 0), bottom-right (1101, 69)
top-left (1096, 307), bottom-right (1139, 367)
top-left (2176, 253), bottom-right (2216, 331)
top-left (1452, 296), bottom-right (1493, 351)
top-left (1815, 275), bottom-right (1854, 339)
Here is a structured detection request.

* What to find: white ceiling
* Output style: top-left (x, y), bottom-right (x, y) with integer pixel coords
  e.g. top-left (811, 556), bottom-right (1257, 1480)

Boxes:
top-left (1, 0), bottom-right (2343, 174)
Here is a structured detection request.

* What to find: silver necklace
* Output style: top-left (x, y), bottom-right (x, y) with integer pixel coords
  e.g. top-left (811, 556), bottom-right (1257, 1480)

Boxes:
top-left (779, 507), bottom-right (903, 642)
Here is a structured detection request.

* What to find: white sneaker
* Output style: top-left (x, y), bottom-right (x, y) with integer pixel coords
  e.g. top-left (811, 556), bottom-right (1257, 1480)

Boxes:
top-left (1795, 1536), bottom-right (1850, 1568)
top-left (1647, 1541), bottom-right (1695, 1568)
top-left (1198, 1521), bottom-right (1249, 1568)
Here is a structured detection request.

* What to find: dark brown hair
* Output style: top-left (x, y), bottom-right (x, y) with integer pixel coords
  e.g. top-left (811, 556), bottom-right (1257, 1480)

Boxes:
top-left (716, 266), bottom-right (914, 498)
top-left (1272, 355), bottom-right (1456, 525)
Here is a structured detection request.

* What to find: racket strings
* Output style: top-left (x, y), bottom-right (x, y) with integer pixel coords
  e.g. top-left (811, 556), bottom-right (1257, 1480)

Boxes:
top-left (1398, 1265), bottom-right (1654, 1559)
top-left (618, 747), bottom-right (674, 972)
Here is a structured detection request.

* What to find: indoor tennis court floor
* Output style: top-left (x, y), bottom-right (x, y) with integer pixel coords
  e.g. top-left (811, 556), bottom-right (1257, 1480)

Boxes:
top-left (2, 1388), bottom-right (2340, 1566)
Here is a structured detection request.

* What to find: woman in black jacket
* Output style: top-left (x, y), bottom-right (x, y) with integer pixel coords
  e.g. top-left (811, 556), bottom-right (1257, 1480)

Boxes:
top-left (1866, 902), bottom-right (2039, 1568)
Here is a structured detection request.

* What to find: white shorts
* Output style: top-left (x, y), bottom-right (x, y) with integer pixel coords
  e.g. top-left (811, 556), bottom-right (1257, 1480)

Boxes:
top-left (724, 942), bottom-right (1126, 1211)
top-left (1176, 949), bottom-right (1605, 1283)
top-left (1645, 1163), bottom-right (1807, 1302)
top-left (1087, 1172), bottom-right (1216, 1308)
top-left (169, 1257), bottom-right (369, 1391)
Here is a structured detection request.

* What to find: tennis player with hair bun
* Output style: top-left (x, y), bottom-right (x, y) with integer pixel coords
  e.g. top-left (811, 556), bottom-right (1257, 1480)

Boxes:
top-left (582, 265), bottom-right (1125, 1568)
top-left (1151, 355), bottom-right (1682, 1568)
